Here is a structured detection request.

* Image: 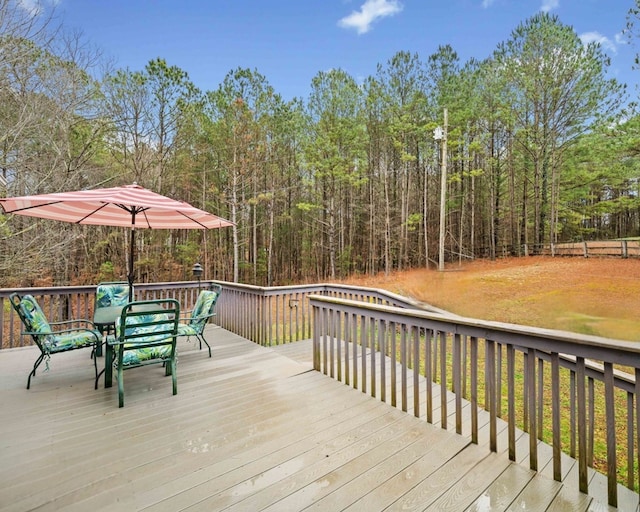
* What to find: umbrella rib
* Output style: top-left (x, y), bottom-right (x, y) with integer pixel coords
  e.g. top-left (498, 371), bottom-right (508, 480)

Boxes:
top-left (138, 207), bottom-right (152, 228)
top-left (176, 211), bottom-right (210, 229)
top-left (76, 202), bottom-right (112, 223)
top-left (1, 200), bottom-right (63, 214)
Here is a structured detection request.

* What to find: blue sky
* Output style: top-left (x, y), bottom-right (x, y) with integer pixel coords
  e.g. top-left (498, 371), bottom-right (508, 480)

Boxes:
top-left (24, 0), bottom-right (640, 101)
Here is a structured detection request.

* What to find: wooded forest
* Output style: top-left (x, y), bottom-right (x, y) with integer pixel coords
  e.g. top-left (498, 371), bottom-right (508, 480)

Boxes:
top-left (3, 1), bottom-right (640, 288)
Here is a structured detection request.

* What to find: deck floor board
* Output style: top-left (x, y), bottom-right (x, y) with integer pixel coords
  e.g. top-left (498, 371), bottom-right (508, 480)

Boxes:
top-left (0, 328), bottom-right (632, 511)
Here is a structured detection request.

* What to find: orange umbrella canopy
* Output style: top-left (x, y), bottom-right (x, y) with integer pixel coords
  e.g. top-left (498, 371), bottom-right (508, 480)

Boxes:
top-left (0, 183), bottom-right (233, 291)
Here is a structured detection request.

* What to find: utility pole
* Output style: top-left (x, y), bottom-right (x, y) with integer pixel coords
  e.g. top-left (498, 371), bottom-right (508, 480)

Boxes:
top-left (434, 108), bottom-right (448, 272)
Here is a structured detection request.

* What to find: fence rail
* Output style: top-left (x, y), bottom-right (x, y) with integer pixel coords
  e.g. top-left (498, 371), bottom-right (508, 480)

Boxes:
top-left (546, 240), bottom-right (640, 258)
top-left (309, 294), bottom-right (640, 508)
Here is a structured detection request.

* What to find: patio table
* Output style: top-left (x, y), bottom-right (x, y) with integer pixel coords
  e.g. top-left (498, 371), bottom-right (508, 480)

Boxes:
top-left (93, 305), bottom-right (132, 357)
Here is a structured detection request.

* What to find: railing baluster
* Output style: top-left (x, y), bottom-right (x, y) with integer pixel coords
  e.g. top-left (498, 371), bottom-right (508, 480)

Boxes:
top-left (551, 352), bottom-right (561, 482)
top-left (636, 368), bottom-right (640, 497)
top-left (577, 356), bottom-right (588, 495)
top-left (604, 362), bottom-right (618, 508)
top-left (425, 328), bottom-right (433, 424)
top-left (379, 319), bottom-right (386, 403)
top-left (370, 317), bottom-right (376, 398)
top-left (360, 314), bottom-right (367, 395)
top-left (390, 321), bottom-right (397, 408)
top-left (507, 343), bottom-right (515, 460)
top-left (352, 312), bottom-right (358, 391)
top-left (487, 338), bottom-right (497, 452)
top-left (588, 377), bottom-right (595, 468)
top-left (528, 348), bottom-right (537, 470)
top-left (627, 391), bottom-right (634, 490)
top-left (440, 331), bottom-right (447, 430)
top-left (336, 310), bottom-right (342, 382)
top-left (413, 326), bottom-right (420, 419)
top-left (329, 309), bottom-right (335, 379)
top-left (454, 333), bottom-right (462, 435)
top-left (344, 311), bottom-right (350, 386)
top-left (401, 324), bottom-right (407, 412)
top-left (538, 357), bottom-right (544, 441)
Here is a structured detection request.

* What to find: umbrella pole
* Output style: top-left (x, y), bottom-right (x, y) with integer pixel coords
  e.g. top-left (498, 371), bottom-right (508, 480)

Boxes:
top-left (128, 228), bottom-right (135, 302)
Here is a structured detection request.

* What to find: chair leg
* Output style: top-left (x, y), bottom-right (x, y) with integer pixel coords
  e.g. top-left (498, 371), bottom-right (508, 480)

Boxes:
top-left (92, 344), bottom-right (99, 386)
top-left (27, 353), bottom-right (45, 390)
top-left (95, 367), bottom-right (105, 390)
top-left (171, 357), bottom-right (177, 395)
top-left (104, 344), bottom-right (114, 389)
top-left (198, 334), bottom-right (212, 358)
top-left (95, 341), bottom-right (108, 390)
top-left (117, 349), bottom-right (124, 408)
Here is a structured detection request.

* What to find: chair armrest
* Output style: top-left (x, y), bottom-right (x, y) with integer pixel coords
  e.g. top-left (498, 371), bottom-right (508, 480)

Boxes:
top-left (23, 326), bottom-right (99, 336)
top-left (50, 319), bottom-right (98, 330)
top-left (180, 311), bottom-right (216, 323)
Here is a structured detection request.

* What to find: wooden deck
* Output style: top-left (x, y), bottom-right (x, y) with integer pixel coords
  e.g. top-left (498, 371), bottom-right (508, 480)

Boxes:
top-left (0, 326), bottom-right (634, 511)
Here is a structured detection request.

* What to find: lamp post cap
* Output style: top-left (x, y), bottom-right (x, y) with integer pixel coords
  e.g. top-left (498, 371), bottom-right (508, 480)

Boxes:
top-left (192, 262), bottom-right (204, 277)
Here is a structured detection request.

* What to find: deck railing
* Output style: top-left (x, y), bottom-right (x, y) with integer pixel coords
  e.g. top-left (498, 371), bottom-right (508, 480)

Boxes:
top-left (309, 294), bottom-right (640, 508)
top-left (2, 279), bottom-right (638, 506)
top-left (0, 281), bottom-right (209, 349)
top-left (0, 280), bottom-right (438, 349)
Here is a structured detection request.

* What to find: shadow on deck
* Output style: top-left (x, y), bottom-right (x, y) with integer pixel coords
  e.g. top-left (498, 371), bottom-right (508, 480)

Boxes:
top-left (0, 326), bottom-right (634, 511)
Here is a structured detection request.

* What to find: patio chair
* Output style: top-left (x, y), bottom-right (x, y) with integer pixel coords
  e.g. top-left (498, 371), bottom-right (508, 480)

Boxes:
top-left (107, 299), bottom-right (180, 407)
top-left (177, 285), bottom-right (222, 358)
top-left (9, 292), bottom-right (102, 389)
top-left (95, 281), bottom-right (132, 309)
top-left (93, 281), bottom-right (133, 356)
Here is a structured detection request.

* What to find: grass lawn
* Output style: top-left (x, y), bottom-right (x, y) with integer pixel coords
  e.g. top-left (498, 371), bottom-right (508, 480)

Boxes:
top-left (342, 256), bottom-right (640, 342)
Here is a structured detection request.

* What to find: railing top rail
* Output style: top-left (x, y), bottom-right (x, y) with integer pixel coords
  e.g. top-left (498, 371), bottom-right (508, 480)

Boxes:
top-left (210, 280), bottom-right (449, 314)
top-left (0, 280), bottom-right (211, 299)
top-left (308, 294), bottom-right (640, 367)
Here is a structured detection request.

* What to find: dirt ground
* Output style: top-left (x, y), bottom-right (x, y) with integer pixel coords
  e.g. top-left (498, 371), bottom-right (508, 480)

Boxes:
top-left (341, 256), bottom-right (640, 342)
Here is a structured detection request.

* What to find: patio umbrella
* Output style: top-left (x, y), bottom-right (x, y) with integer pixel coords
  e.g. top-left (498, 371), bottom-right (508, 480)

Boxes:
top-left (0, 183), bottom-right (233, 299)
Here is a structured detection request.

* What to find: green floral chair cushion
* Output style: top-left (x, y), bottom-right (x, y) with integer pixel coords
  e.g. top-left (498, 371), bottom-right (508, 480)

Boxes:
top-left (10, 293), bottom-right (101, 389)
top-left (96, 282), bottom-right (131, 308)
top-left (115, 312), bottom-right (174, 366)
top-left (177, 288), bottom-right (220, 357)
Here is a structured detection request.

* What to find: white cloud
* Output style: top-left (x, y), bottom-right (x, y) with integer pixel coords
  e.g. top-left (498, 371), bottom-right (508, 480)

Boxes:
top-left (580, 31), bottom-right (617, 54)
top-left (481, 0), bottom-right (496, 7)
top-left (16, 0), bottom-right (42, 15)
top-left (338, 0), bottom-right (403, 35)
top-left (15, 0), bottom-right (59, 16)
top-left (540, 0), bottom-right (559, 13)
top-left (615, 32), bottom-right (627, 45)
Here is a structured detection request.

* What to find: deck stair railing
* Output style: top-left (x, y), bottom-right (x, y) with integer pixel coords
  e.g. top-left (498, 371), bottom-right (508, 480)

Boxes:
top-left (309, 294), bottom-right (640, 508)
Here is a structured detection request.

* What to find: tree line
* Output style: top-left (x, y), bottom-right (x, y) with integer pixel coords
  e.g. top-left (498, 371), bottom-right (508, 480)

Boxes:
top-left (2, 0), bottom-right (640, 288)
